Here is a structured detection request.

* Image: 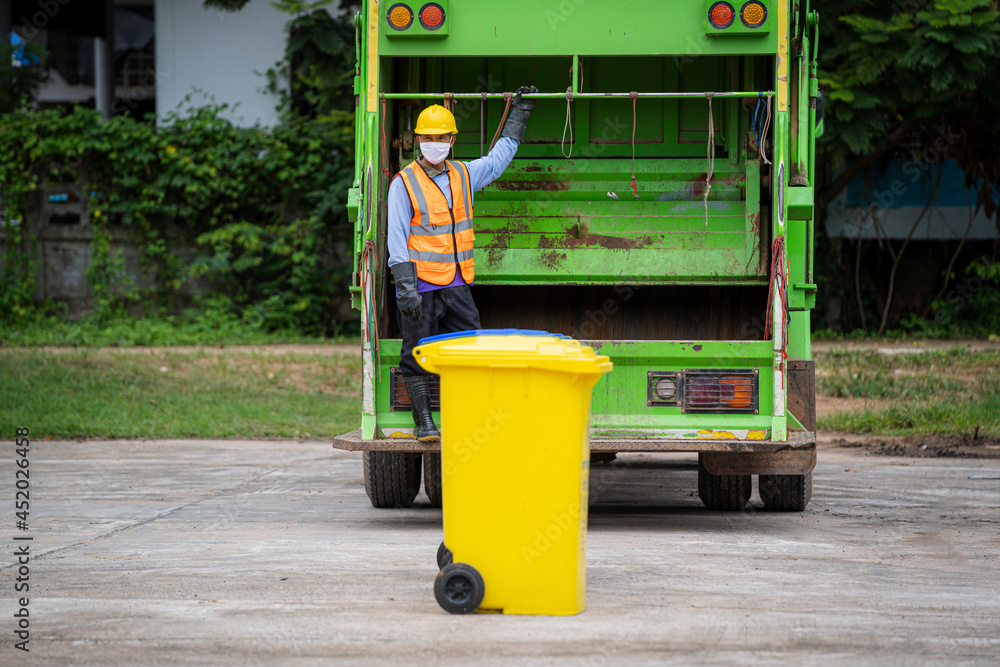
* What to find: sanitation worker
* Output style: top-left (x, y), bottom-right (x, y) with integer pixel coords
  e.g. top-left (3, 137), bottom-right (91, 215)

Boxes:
top-left (387, 86), bottom-right (538, 442)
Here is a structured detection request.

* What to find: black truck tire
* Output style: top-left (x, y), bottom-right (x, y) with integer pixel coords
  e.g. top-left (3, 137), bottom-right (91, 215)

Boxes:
top-left (697, 454), bottom-right (751, 511)
top-left (759, 473), bottom-right (812, 512)
top-left (363, 451), bottom-right (421, 508)
top-left (424, 452), bottom-right (442, 508)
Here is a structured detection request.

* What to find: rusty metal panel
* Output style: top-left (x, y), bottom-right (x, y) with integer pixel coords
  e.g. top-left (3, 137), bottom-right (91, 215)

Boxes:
top-left (701, 446), bottom-right (816, 476)
top-left (787, 359), bottom-right (816, 431)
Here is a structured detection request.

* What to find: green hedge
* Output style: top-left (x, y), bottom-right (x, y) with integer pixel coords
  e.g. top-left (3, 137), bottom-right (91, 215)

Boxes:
top-left (0, 102), bottom-right (354, 335)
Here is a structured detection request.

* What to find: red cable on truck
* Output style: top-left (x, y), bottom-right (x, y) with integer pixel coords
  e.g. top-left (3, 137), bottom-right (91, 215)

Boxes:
top-left (489, 93), bottom-right (513, 153)
top-left (764, 235), bottom-right (790, 379)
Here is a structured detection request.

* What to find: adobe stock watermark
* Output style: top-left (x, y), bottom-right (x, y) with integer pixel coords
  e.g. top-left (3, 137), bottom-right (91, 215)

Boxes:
top-left (440, 406), bottom-right (511, 477)
top-left (520, 500), bottom-right (584, 566)
top-left (514, 109), bottom-right (629, 203)
top-left (544, 0), bottom-right (707, 74)
top-left (569, 284), bottom-right (640, 340)
top-left (111, 66), bottom-right (171, 116)
top-left (847, 125), bottom-right (962, 236)
top-left (451, 74), bottom-right (502, 126)
top-left (546, 0), bottom-right (588, 31)
top-left (586, 632), bottom-right (639, 666)
top-left (739, 311), bottom-right (770, 341)
top-left (16, 0), bottom-right (72, 39)
top-left (672, 30), bottom-right (715, 74)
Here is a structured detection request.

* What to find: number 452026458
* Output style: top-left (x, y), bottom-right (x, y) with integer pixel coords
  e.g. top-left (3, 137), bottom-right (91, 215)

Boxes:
top-left (15, 427), bottom-right (30, 526)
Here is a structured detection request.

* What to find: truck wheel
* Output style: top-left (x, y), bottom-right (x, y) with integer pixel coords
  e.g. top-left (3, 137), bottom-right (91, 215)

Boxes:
top-left (436, 541), bottom-right (453, 569)
top-left (363, 451), bottom-right (421, 508)
top-left (424, 452), bottom-right (442, 508)
top-left (434, 563), bottom-right (484, 614)
top-left (759, 473), bottom-right (812, 512)
top-left (698, 454), bottom-right (751, 511)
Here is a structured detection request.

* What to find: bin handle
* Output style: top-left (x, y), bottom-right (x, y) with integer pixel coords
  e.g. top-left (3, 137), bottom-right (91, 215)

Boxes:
top-left (411, 347), bottom-right (438, 374)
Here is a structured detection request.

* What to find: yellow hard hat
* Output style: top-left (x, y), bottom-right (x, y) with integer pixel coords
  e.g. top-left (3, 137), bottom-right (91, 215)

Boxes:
top-left (414, 104), bottom-right (458, 135)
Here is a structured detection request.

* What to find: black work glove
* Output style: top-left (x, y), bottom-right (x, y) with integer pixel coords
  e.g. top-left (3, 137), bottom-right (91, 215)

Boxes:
top-left (501, 85), bottom-right (538, 143)
top-left (391, 262), bottom-right (422, 322)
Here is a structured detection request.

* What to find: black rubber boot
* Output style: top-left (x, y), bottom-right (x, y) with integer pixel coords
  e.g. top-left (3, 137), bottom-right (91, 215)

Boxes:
top-left (404, 375), bottom-right (441, 442)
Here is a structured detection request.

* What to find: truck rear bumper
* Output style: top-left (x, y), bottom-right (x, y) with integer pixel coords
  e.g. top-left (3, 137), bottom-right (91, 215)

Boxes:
top-left (332, 430), bottom-right (815, 475)
top-left (331, 428), bottom-right (814, 453)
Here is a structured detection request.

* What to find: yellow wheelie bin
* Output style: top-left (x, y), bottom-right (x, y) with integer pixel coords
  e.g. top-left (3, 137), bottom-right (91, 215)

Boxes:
top-left (413, 329), bottom-right (613, 615)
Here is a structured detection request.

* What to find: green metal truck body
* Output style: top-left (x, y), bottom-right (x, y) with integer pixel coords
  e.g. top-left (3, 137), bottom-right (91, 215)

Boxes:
top-left (335, 0), bottom-right (821, 511)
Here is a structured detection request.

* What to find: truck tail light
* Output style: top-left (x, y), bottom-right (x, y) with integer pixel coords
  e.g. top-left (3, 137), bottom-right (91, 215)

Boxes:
top-left (388, 3), bottom-right (414, 30)
top-left (719, 375), bottom-right (754, 408)
top-left (740, 1), bottom-right (767, 28)
top-left (648, 369), bottom-right (759, 413)
top-left (419, 3), bottom-right (445, 30)
top-left (708, 2), bottom-right (736, 29)
top-left (683, 370), bottom-right (758, 413)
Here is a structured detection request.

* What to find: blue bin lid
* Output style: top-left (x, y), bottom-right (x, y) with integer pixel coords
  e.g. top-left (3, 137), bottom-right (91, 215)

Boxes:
top-left (418, 328), bottom-right (570, 345)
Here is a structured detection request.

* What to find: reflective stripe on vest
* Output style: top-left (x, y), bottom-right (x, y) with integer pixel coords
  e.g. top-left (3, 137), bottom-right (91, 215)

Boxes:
top-left (409, 248), bottom-right (475, 264)
top-left (399, 160), bottom-right (475, 286)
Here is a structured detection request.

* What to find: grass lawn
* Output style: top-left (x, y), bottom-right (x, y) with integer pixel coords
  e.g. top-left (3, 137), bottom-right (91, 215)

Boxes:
top-left (814, 347), bottom-right (1000, 438)
top-left (2, 344), bottom-right (997, 440)
top-left (0, 347), bottom-right (361, 439)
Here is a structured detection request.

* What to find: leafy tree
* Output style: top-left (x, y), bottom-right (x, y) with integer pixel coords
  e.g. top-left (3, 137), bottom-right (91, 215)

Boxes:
top-left (815, 0), bottom-right (1000, 215)
top-left (0, 42), bottom-right (49, 115)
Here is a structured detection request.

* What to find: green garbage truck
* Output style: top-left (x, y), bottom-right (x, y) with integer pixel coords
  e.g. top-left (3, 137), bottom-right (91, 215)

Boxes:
top-left (333, 0), bottom-right (822, 511)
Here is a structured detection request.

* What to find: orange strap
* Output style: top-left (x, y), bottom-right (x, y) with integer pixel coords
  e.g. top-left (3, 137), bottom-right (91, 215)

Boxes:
top-left (489, 92), bottom-right (513, 153)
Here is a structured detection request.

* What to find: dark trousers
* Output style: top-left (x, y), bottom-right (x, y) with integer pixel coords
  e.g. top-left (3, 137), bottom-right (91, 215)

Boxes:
top-left (398, 285), bottom-right (481, 377)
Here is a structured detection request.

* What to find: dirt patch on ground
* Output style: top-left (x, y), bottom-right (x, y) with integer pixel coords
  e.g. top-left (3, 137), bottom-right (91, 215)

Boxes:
top-left (812, 338), bottom-right (1000, 353)
top-left (819, 431), bottom-right (1000, 459)
top-left (816, 394), bottom-right (888, 420)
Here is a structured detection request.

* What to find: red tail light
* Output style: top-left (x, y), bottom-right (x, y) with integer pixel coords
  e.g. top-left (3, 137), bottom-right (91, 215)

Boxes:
top-left (419, 3), bottom-right (446, 30)
top-left (709, 2), bottom-right (736, 29)
top-left (682, 370), bottom-right (758, 413)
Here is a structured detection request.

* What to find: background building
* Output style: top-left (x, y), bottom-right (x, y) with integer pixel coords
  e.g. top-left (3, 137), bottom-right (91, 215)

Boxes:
top-left (5, 0), bottom-right (311, 127)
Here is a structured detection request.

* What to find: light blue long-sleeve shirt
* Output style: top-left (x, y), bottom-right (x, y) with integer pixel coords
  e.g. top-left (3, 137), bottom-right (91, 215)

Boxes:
top-left (387, 137), bottom-right (519, 275)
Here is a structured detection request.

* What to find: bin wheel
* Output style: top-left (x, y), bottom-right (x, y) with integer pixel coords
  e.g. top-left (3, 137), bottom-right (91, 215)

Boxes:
top-left (424, 452), bottom-right (442, 508)
top-left (759, 473), bottom-right (812, 512)
top-left (436, 541), bottom-right (453, 569)
top-left (363, 451), bottom-right (421, 508)
top-left (697, 454), bottom-right (751, 511)
top-left (434, 563), bottom-right (484, 614)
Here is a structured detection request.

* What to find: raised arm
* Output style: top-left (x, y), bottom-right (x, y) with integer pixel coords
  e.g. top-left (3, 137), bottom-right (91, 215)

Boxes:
top-left (465, 86), bottom-right (538, 192)
top-left (465, 137), bottom-right (519, 192)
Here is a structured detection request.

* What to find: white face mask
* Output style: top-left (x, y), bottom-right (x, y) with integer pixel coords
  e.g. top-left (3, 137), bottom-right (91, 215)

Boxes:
top-left (420, 141), bottom-right (451, 164)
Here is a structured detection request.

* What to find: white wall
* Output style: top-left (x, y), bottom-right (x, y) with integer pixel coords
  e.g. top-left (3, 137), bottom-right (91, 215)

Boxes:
top-left (155, 0), bottom-right (291, 127)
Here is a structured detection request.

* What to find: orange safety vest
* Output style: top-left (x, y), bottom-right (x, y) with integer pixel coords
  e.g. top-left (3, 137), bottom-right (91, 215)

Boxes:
top-left (397, 159), bottom-right (475, 286)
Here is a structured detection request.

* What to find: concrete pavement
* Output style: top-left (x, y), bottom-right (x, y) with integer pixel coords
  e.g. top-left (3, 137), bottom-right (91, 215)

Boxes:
top-left (2, 439), bottom-right (999, 665)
